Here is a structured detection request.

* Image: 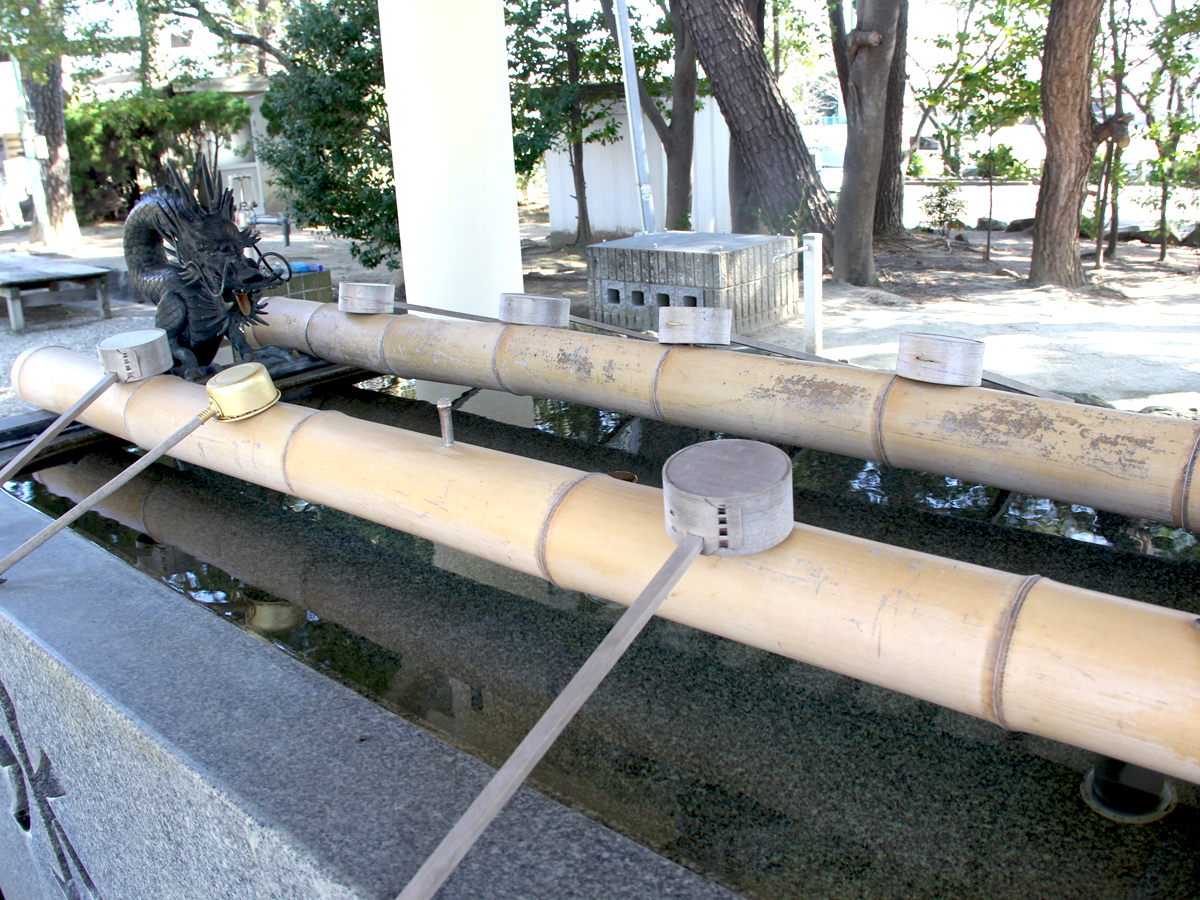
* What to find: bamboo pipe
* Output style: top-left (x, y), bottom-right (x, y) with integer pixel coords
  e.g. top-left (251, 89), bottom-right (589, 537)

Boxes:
top-left (249, 297), bottom-right (1200, 529)
top-left (11, 346), bottom-right (1200, 784)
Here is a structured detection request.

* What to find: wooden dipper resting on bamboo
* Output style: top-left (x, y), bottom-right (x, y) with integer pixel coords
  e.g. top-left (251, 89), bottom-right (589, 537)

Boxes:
top-left (498, 292), bottom-right (570, 328)
top-left (338, 281), bottom-right (395, 315)
top-left (397, 440), bottom-right (794, 900)
top-left (9, 345), bottom-right (1200, 788)
top-left (895, 332), bottom-right (986, 386)
top-left (0, 329), bottom-right (174, 486)
top-left (244, 296), bottom-right (1200, 530)
top-left (0, 361), bottom-right (280, 579)
top-left (656, 306), bottom-right (733, 345)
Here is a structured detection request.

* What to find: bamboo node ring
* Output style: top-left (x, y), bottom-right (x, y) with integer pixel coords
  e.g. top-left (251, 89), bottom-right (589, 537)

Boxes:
top-left (991, 573), bottom-right (1043, 730)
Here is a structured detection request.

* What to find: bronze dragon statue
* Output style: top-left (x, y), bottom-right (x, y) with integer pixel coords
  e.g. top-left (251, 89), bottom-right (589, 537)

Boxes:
top-left (123, 156), bottom-right (313, 379)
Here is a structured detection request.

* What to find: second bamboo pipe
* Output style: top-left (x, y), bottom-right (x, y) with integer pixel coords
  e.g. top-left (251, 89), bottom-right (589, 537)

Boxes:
top-left (10, 346), bottom-right (1200, 785)
top-left (248, 297), bottom-right (1200, 529)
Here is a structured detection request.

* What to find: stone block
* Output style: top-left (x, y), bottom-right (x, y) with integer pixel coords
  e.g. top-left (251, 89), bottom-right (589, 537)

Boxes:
top-left (587, 232), bottom-right (797, 333)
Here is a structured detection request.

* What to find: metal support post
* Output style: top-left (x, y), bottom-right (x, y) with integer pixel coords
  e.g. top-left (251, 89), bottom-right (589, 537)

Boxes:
top-left (614, 0), bottom-right (655, 233)
top-left (802, 233), bottom-right (823, 356)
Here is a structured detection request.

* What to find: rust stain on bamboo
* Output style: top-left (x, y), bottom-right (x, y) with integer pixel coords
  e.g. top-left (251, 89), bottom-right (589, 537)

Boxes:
top-left (747, 373), bottom-right (874, 410)
top-left (937, 402), bottom-right (1063, 451)
top-left (937, 403), bottom-right (1159, 478)
top-left (555, 347), bottom-right (594, 379)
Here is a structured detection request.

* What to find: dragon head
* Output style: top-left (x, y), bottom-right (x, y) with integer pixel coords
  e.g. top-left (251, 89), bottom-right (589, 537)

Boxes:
top-left (156, 155), bottom-right (290, 324)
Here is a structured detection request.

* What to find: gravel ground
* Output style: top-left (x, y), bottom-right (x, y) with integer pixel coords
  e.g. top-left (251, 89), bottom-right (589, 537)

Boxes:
top-left (0, 301), bottom-right (158, 416)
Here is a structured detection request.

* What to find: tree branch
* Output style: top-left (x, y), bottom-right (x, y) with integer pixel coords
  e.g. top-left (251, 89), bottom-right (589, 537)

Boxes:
top-left (169, 1), bottom-right (293, 71)
top-left (827, 0), bottom-right (849, 103)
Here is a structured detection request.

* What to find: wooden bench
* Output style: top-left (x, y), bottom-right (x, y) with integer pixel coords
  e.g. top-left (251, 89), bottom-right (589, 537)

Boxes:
top-left (0, 254), bottom-right (112, 332)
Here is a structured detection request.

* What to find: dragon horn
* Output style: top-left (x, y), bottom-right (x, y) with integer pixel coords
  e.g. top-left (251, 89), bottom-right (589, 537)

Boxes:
top-left (166, 162), bottom-right (188, 197)
top-left (194, 153), bottom-right (217, 213)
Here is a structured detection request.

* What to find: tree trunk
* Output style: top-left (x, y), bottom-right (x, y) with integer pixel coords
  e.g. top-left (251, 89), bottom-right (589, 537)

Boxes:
top-left (569, 137), bottom-right (592, 246)
top-left (1158, 171), bottom-right (1170, 262)
top-left (728, 0), bottom-right (766, 233)
top-left (676, 0), bottom-right (836, 243)
top-left (873, 0), bottom-right (907, 236)
top-left (22, 62), bottom-right (81, 245)
top-left (1104, 0), bottom-right (1125, 260)
top-left (1029, 0), bottom-right (1105, 287)
top-left (834, 0), bottom-right (902, 285)
top-left (565, 4), bottom-right (592, 246)
top-left (828, 0), bottom-right (850, 100)
top-left (136, 0), bottom-right (158, 90)
top-left (1093, 139), bottom-right (1113, 268)
top-left (665, 0), bottom-right (697, 230)
top-left (1106, 142), bottom-right (1122, 257)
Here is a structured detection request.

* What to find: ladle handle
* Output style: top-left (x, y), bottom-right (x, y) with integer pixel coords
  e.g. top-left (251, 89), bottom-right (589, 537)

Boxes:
top-left (0, 406), bottom-right (216, 578)
top-left (395, 532), bottom-right (704, 900)
top-left (0, 373), bottom-right (118, 485)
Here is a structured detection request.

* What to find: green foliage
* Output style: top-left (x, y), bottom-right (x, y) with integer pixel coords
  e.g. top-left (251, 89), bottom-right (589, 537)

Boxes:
top-left (1123, 0), bottom-right (1200, 251)
top-left (505, 0), bottom-right (642, 178)
top-left (920, 182), bottom-right (966, 235)
top-left (912, 0), bottom-right (1046, 173)
top-left (257, 0), bottom-right (399, 270)
top-left (907, 152), bottom-right (930, 179)
top-left (970, 143), bottom-right (1032, 180)
top-left (0, 0), bottom-right (131, 78)
top-left (207, 0), bottom-right (289, 74)
top-left (769, 0), bottom-right (824, 80)
top-left (65, 90), bottom-right (249, 223)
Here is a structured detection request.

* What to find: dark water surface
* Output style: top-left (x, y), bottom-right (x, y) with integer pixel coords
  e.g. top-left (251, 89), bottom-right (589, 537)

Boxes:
top-left (4, 382), bottom-right (1198, 900)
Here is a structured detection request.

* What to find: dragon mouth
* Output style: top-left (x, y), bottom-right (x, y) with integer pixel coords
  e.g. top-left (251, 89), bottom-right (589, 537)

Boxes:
top-left (235, 291), bottom-right (252, 317)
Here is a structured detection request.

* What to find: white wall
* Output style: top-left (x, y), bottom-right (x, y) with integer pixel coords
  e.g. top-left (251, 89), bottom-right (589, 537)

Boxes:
top-left (548, 99), bottom-right (731, 239)
top-left (690, 100), bottom-right (731, 233)
top-left (548, 101), bottom-right (855, 239)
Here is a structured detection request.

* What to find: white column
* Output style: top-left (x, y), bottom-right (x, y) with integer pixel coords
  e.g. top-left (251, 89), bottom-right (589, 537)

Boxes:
top-left (377, 2), bottom-right (524, 317)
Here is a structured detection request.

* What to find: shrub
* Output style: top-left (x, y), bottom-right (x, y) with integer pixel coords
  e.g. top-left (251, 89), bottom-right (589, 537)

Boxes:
top-left (65, 91), bottom-right (249, 223)
top-left (920, 182), bottom-right (966, 235)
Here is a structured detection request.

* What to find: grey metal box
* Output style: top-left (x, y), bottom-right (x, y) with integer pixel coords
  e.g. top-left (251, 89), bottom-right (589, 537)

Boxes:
top-left (586, 232), bottom-right (798, 333)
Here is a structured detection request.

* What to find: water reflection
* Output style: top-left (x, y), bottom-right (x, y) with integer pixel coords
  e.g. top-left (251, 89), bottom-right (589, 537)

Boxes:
top-left (3, 388), bottom-right (1199, 899)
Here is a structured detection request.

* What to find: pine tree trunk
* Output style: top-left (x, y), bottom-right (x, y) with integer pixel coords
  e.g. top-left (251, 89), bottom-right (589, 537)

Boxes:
top-left (22, 62), bottom-right (81, 245)
top-left (873, 0), bottom-right (907, 236)
top-left (676, 0), bottom-right (836, 243)
top-left (1028, 0), bottom-right (1105, 287)
top-left (728, 0), bottom-right (765, 233)
top-left (834, 0), bottom-right (902, 285)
